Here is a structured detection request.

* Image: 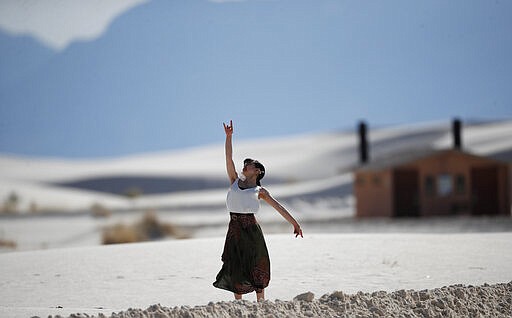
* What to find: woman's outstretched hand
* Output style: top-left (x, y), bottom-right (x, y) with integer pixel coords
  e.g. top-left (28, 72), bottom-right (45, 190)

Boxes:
top-left (223, 120), bottom-right (233, 136)
top-left (294, 224), bottom-right (303, 238)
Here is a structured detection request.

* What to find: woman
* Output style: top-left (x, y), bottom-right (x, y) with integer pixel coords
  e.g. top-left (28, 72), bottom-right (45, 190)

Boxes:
top-left (213, 120), bottom-right (303, 302)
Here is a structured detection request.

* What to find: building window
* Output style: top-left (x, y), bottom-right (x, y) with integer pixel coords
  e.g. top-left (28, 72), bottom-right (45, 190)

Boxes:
top-left (455, 174), bottom-right (466, 195)
top-left (424, 175), bottom-right (435, 196)
top-left (356, 175), bottom-right (365, 187)
top-left (373, 175), bottom-right (381, 186)
top-left (437, 174), bottom-right (452, 196)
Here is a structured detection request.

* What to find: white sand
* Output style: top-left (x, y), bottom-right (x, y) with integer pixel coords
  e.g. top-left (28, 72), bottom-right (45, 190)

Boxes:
top-left (1, 233), bottom-right (511, 318)
top-left (1, 120), bottom-right (512, 317)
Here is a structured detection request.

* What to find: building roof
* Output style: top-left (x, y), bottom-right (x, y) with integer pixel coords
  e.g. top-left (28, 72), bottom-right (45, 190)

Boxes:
top-left (355, 148), bottom-right (508, 172)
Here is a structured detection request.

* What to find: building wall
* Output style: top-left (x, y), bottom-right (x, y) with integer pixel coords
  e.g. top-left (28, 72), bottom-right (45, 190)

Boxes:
top-left (408, 151), bottom-right (509, 216)
top-left (355, 170), bottom-right (393, 217)
top-left (355, 150), bottom-right (511, 217)
top-left (498, 165), bottom-right (511, 215)
top-left (411, 151), bottom-right (473, 216)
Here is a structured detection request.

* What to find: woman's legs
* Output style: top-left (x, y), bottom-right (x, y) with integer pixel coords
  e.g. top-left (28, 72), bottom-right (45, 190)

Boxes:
top-left (256, 289), bottom-right (264, 302)
top-left (234, 290), bottom-right (264, 301)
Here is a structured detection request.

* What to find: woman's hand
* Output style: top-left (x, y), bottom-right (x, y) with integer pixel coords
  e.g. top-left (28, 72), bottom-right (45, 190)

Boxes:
top-left (223, 120), bottom-right (237, 184)
top-left (294, 223), bottom-right (303, 238)
top-left (223, 120), bottom-right (233, 136)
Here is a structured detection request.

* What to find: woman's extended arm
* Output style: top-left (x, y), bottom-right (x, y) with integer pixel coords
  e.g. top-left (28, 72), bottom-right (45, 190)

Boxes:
top-left (223, 120), bottom-right (238, 184)
top-left (259, 188), bottom-right (303, 238)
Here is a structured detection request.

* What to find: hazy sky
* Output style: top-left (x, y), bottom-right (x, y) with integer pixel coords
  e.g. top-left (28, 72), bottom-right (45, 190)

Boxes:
top-left (1, 0), bottom-right (511, 158)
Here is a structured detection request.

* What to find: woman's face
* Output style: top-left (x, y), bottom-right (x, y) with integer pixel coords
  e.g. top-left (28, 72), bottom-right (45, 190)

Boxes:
top-left (242, 162), bottom-right (260, 177)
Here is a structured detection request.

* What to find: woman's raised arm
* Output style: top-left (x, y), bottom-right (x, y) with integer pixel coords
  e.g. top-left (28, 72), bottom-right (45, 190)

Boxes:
top-left (223, 120), bottom-right (238, 184)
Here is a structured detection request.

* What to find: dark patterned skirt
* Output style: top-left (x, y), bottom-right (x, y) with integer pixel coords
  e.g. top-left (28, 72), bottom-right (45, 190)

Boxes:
top-left (213, 213), bottom-right (271, 294)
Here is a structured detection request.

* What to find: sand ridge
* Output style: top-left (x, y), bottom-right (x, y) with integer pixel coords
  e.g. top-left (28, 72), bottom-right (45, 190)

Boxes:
top-left (48, 282), bottom-right (512, 318)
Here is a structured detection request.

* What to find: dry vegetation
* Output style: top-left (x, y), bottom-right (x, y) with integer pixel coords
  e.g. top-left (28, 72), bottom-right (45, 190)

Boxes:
top-left (1, 191), bottom-right (19, 214)
top-left (0, 239), bottom-right (17, 250)
top-left (102, 210), bottom-right (190, 245)
top-left (90, 203), bottom-right (112, 218)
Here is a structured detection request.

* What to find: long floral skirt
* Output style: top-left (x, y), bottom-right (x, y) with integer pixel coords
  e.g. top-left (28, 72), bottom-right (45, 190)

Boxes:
top-left (213, 213), bottom-right (271, 294)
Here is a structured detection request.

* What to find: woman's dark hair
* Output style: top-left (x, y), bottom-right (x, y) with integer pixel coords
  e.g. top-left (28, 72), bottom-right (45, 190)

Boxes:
top-left (244, 158), bottom-right (265, 186)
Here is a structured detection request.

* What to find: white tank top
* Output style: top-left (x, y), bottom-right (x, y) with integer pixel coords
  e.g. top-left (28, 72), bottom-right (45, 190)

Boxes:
top-left (226, 178), bottom-right (261, 214)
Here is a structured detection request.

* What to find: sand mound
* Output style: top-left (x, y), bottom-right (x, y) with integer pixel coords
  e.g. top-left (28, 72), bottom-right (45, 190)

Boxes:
top-left (48, 282), bottom-right (511, 318)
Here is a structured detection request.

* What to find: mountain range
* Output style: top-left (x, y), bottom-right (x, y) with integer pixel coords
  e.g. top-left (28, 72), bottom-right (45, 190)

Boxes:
top-left (2, 0), bottom-right (511, 157)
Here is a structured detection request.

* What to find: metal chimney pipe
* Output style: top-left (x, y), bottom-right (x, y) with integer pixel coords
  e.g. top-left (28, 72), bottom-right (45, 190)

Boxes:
top-left (358, 121), bottom-right (369, 164)
top-left (452, 118), bottom-right (462, 150)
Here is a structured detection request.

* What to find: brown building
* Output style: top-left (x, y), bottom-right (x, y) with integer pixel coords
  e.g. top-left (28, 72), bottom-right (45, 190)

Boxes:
top-left (354, 120), bottom-right (511, 217)
top-left (355, 149), bottom-right (510, 217)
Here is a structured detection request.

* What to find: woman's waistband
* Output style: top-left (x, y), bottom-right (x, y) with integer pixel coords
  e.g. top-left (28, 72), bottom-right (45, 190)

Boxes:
top-left (229, 212), bottom-right (255, 220)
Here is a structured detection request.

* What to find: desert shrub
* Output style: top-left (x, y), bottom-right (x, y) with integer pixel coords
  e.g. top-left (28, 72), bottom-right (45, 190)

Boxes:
top-left (29, 201), bottom-right (38, 213)
top-left (101, 210), bottom-right (190, 245)
top-left (137, 210), bottom-right (165, 239)
top-left (90, 203), bottom-right (112, 218)
top-left (124, 187), bottom-right (143, 199)
top-left (0, 239), bottom-right (17, 249)
top-left (2, 191), bottom-right (19, 213)
top-left (102, 224), bottom-right (140, 245)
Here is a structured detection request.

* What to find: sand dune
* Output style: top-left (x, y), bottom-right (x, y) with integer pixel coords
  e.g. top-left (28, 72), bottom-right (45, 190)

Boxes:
top-left (1, 119), bottom-right (512, 212)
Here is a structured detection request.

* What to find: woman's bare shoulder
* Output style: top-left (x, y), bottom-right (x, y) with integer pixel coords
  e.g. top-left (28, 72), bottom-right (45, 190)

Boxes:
top-left (258, 187), bottom-right (270, 197)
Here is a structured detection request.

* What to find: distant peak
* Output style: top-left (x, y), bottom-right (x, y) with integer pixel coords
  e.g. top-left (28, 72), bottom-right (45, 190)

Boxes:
top-left (0, 0), bottom-right (149, 51)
